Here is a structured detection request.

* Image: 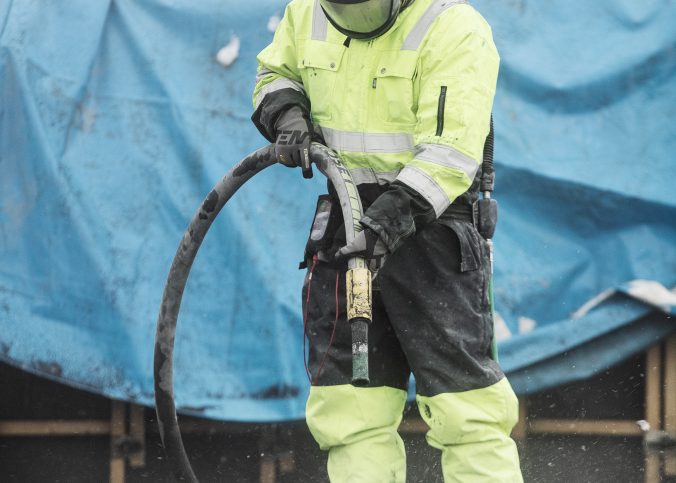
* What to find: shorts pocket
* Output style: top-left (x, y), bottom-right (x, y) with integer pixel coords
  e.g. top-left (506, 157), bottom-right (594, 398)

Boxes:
top-left (302, 195), bottom-right (342, 264)
top-left (436, 219), bottom-right (481, 273)
top-left (436, 219), bottom-right (490, 311)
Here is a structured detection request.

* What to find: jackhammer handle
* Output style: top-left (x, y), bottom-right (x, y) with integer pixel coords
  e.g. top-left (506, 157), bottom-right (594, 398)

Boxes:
top-left (310, 143), bottom-right (372, 383)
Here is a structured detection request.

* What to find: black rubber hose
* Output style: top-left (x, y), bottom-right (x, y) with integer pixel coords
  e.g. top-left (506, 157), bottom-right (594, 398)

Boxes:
top-left (153, 143), bottom-right (365, 482)
top-left (481, 115), bottom-right (495, 193)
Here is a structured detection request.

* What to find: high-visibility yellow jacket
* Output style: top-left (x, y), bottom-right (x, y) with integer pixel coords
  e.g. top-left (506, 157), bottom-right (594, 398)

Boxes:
top-left (253, 0), bottom-right (499, 218)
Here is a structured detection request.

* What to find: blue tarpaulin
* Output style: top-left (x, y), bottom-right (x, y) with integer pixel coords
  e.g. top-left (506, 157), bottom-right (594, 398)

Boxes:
top-left (1, 0), bottom-right (674, 421)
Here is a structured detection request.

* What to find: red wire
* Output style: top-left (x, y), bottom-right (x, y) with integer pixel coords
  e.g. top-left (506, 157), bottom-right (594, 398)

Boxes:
top-left (303, 256), bottom-right (341, 385)
top-left (313, 270), bottom-right (340, 385)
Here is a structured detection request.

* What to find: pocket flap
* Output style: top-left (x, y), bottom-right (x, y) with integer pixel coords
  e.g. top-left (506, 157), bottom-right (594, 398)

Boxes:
top-left (299, 41), bottom-right (345, 71)
top-left (437, 219), bottom-right (482, 272)
top-left (375, 50), bottom-right (418, 78)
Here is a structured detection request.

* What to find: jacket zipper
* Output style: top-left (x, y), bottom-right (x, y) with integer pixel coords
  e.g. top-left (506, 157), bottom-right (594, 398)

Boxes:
top-left (436, 86), bottom-right (447, 136)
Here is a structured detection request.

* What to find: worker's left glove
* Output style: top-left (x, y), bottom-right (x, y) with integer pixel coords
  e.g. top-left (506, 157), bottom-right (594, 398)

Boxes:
top-left (274, 106), bottom-right (312, 168)
top-left (335, 227), bottom-right (389, 261)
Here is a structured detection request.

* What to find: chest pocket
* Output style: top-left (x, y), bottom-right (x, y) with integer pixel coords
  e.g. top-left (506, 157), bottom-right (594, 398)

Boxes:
top-left (298, 41), bottom-right (346, 122)
top-left (373, 51), bottom-right (418, 127)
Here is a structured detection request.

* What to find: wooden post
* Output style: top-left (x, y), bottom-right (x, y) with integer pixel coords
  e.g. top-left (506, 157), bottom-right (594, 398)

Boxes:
top-left (511, 397), bottom-right (528, 441)
top-left (645, 344), bottom-right (663, 431)
top-left (129, 404), bottom-right (146, 468)
top-left (110, 401), bottom-right (126, 483)
top-left (664, 335), bottom-right (676, 476)
top-left (259, 455), bottom-right (277, 483)
top-left (644, 344), bottom-right (663, 483)
top-left (278, 450), bottom-right (295, 474)
top-left (259, 426), bottom-right (277, 483)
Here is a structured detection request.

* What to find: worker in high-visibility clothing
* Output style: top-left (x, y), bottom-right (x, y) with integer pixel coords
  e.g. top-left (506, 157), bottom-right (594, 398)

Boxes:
top-left (252, 0), bottom-right (523, 481)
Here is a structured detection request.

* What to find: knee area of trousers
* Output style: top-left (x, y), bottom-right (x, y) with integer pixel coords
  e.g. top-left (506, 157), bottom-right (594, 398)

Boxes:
top-left (305, 385), bottom-right (407, 450)
top-left (417, 378), bottom-right (519, 445)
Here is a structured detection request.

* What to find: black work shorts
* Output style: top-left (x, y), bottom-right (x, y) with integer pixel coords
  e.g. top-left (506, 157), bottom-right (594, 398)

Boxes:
top-left (301, 193), bottom-right (504, 396)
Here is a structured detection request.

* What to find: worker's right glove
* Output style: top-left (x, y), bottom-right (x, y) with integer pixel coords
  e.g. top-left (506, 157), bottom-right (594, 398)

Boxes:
top-left (274, 106), bottom-right (313, 168)
top-left (359, 182), bottom-right (437, 255)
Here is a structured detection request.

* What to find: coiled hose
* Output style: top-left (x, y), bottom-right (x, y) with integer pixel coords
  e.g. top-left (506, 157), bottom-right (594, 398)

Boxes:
top-left (153, 143), bottom-right (369, 482)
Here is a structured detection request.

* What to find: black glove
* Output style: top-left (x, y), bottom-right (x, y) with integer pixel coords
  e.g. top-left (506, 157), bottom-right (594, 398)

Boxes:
top-left (335, 227), bottom-right (389, 261)
top-left (360, 182), bottom-right (437, 253)
top-left (274, 107), bottom-right (312, 168)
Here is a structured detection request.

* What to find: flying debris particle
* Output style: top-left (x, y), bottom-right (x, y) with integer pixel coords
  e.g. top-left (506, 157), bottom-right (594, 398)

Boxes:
top-left (518, 316), bottom-right (537, 334)
top-left (267, 15), bottom-right (281, 33)
top-left (216, 36), bottom-right (240, 67)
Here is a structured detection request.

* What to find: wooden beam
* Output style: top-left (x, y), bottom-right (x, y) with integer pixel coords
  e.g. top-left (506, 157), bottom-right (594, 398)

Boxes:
top-left (664, 335), bottom-right (676, 476)
top-left (164, 420), bottom-right (253, 434)
top-left (399, 418), bottom-right (428, 434)
top-left (110, 401), bottom-right (126, 483)
top-left (528, 419), bottom-right (643, 437)
top-left (128, 404), bottom-right (146, 469)
top-left (0, 420), bottom-right (111, 436)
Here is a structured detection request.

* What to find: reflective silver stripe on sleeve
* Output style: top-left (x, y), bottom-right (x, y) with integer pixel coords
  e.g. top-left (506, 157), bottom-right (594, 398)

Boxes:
top-left (312, 0), bottom-right (329, 41)
top-left (397, 165), bottom-right (450, 217)
top-left (349, 167), bottom-right (401, 186)
top-left (255, 68), bottom-right (274, 85)
top-left (320, 127), bottom-right (414, 153)
top-left (254, 77), bottom-right (305, 108)
top-left (402, 0), bottom-right (467, 51)
top-left (414, 143), bottom-right (480, 180)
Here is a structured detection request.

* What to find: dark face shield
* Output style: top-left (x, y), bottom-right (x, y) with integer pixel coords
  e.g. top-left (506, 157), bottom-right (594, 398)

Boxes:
top-left (320, 0), bottom-right (403, 39)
